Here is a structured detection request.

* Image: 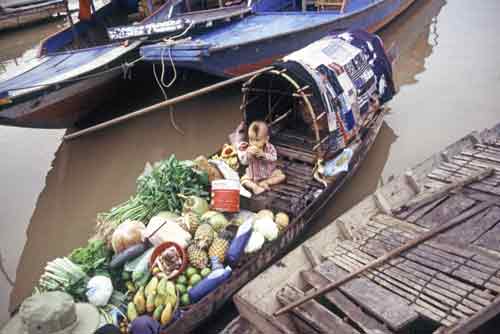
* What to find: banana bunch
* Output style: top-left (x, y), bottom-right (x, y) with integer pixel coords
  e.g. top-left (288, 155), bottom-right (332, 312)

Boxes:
top-left (212, 144), bottom-right (239, 170)
top-left (128, 276), bottom-right (178, 326)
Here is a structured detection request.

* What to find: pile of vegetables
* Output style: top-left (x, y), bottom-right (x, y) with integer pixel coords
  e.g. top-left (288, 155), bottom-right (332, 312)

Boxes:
top-left (99, 156), bottom-right (209, 224)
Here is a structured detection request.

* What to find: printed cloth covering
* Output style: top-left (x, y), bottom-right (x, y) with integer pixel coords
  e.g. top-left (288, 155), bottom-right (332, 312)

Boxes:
top-left (283, 30), bottom-right (395, 151)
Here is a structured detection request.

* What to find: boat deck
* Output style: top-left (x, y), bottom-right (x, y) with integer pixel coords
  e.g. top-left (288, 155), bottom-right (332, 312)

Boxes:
top-left (194, 12), bottom-right (339, 49)
top-left (233, 123), bottom-right (500, 333)
top-left (0, 42), bottom-right (138, 98)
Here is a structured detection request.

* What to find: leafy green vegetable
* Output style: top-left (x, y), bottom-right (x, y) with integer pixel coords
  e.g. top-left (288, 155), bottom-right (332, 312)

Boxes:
top-left (37, 257), bottom-right (89, 301)
top-left (69, 239), bottom-right (112, 276)
top-left (99, 155), bottom-right (209, 224)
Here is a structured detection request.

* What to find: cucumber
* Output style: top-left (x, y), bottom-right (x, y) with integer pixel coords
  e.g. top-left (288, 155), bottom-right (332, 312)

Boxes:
top-left (110, 243), bottom-right (149, 269)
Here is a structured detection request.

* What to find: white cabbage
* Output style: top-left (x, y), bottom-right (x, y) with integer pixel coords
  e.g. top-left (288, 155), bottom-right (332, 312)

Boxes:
top-left (253, 217), bottom-right (279, 241)
top-left (244, 231), bottom-right (265, 254)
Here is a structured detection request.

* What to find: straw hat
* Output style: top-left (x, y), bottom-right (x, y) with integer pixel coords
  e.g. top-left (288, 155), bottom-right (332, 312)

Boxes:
top-left (1, 291), bottom-right (100, 334)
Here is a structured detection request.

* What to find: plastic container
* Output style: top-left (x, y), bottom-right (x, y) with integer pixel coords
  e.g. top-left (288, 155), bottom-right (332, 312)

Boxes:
top-left (149, 242), bottom-right (187, 280)
top-left (211, 179), bottom-right (240, 212)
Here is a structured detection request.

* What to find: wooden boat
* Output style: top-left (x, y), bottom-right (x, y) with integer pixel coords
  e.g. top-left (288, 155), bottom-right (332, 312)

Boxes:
top-left (0, 0), bottom-right (251, 128)
top-left (165, 30), bottom-right (395, 333)
top-left (231, 121), bottom-right (500, 333)
top-left (140, 0), bottom-right (416, 78)
top-left (0, 0), bottom-right (65, 31)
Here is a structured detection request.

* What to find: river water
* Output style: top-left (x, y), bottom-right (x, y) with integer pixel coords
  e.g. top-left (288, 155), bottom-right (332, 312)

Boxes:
top-left (1, 0), bottom-right (500, 330)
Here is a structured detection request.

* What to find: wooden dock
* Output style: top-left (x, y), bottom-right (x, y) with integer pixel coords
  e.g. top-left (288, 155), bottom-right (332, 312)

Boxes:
top-left (231, 122), bottom-right (500, 334)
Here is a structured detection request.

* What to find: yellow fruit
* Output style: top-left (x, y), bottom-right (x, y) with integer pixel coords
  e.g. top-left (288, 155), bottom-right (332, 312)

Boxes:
top-left (208, 237), bottom-right (229, 263)
top-left (127, 302), bottom-right (138, 322)
top-left (187, 244), bottom-right (209, 269)
top-left (154, 294), bottom-right (165, 308)
top-left (146, 293), bottom-right (155, 313)
top-left (160, 303), bottom-right (173, 326)
top-left (157, 277), bottom-right (168, 295)
top-left (145, 276), bottom-right (159, 298)
top-left (256, 209), bottom-right (274, 221)
top-left (133, 287), bottom-right (146, 314)
top-left (153, 304), bottom-right (165, 321)
top-left (275, 212), bottom-right (289, 232)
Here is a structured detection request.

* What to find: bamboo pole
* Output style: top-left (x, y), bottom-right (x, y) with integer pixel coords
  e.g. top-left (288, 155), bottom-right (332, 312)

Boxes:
top-left (273, 199), bottom-right (493, 316)
top-left (64, 66), bottom-right (273, 141)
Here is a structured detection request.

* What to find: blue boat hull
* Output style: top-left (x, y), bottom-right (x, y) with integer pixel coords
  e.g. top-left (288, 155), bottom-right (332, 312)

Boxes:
top-left (141, 0), bottom-right (416, 77)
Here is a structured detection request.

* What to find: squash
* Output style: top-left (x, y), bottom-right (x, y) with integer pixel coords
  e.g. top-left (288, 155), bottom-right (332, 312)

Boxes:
top-left (111, 220), bottom-right (146, 253)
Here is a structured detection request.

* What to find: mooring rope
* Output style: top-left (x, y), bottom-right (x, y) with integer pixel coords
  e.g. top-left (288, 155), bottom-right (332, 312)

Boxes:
top-left (151, 20), bottom-right (195, 135)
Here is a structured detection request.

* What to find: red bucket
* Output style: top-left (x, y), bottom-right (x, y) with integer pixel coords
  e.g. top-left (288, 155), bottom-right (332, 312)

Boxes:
top-left (211, 179), bottom-right (240, 213)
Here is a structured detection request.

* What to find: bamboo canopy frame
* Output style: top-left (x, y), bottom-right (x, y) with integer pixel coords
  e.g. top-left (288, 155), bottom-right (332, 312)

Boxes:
top-left (240, 67), bottom-right (329, 159)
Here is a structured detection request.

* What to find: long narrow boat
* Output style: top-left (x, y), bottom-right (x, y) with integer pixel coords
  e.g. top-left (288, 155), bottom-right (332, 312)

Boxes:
top-left (162, 30), bottom-right (395, 333)
top-left (140, 0), bottom-right (416, 78)
top-left (231, 121), bottom-right (500, 333)
top-left (0, 0), bottom-right (251, 128)
top-left (0, 0), bottom-right (65, 31)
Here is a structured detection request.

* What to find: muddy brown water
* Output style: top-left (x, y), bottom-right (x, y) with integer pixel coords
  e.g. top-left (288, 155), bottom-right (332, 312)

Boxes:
top-left (1, 0), bottom-right (500, 331)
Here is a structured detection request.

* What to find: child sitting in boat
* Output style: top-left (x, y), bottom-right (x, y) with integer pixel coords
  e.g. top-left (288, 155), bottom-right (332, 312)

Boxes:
top-left (239, 121), bottom-right (286, 195)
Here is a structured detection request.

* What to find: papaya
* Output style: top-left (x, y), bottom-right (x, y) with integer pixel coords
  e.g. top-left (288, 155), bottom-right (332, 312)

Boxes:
top-left (146, 293), bottom-right (156, 313)
top-left (160, 303), bottom-right (173, 326)
top-left (145, 276), bottom-right (159, 297)
top-left (154, 294), bottom-right (166, 308)
top-left (153, 304), bottom-right (165, 321)
top-left (133, 287), bottom-right (146, 314)
top-left (127, 302), bottom-right (138, 322)
top-left (157, 277), bottom-right (168, 295)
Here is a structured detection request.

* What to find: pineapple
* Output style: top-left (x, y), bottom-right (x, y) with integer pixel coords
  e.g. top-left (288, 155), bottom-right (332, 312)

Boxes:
top-left (208, 231), bottom-right (231, 263)
top-left (187, 244), bottom-right (209, 269)
top-left (183, 212), bottom-right (200, 235)
top-left (194, 224), bottom-right (215, 249)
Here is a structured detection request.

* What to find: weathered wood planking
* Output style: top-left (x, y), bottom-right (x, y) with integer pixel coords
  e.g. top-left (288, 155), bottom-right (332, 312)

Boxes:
top-left (276, 284), bottom-right (359, 334)
top-left (314, 260), bottom-right (419, 331)
top-left (300, 270), bottom-right (392, 334)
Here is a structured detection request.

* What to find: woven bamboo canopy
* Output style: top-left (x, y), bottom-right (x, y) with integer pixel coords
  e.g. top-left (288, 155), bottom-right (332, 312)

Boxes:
top-left (241, 61), bottom-right (334, 159)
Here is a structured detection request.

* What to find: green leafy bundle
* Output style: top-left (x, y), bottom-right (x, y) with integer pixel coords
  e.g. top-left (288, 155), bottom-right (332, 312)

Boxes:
top-left (100, 155), bottom-right (209, 224)
top-left (69, 239), bottom-right (112, 276)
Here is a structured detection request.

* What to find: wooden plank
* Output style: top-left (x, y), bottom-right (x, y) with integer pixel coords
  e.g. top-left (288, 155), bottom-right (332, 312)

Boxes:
top-left (398, 195), bottom-right (449, 223)
top-left (358, 245), bottom-right (493, 306)
top-left (276, 284), bottom-right (359, 334)
top-left (415, 194), bottom-right (477, 229)
top-left (336, 246), bottom-right (479, 313)
top-left (300, 270), bottom-right (392, 334)
top-left (475, 222), bottom-right (500, 252)
top-left (315, 261), bottom-right (419, 331)
top-left (393, 168), bottom-right (493, 214)
top-left (438, 206), bottom-right (500, 245)
top-left (444, 296), bottom-right (500, 334)
top-left (461, 188), bottom-right (500, 204)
